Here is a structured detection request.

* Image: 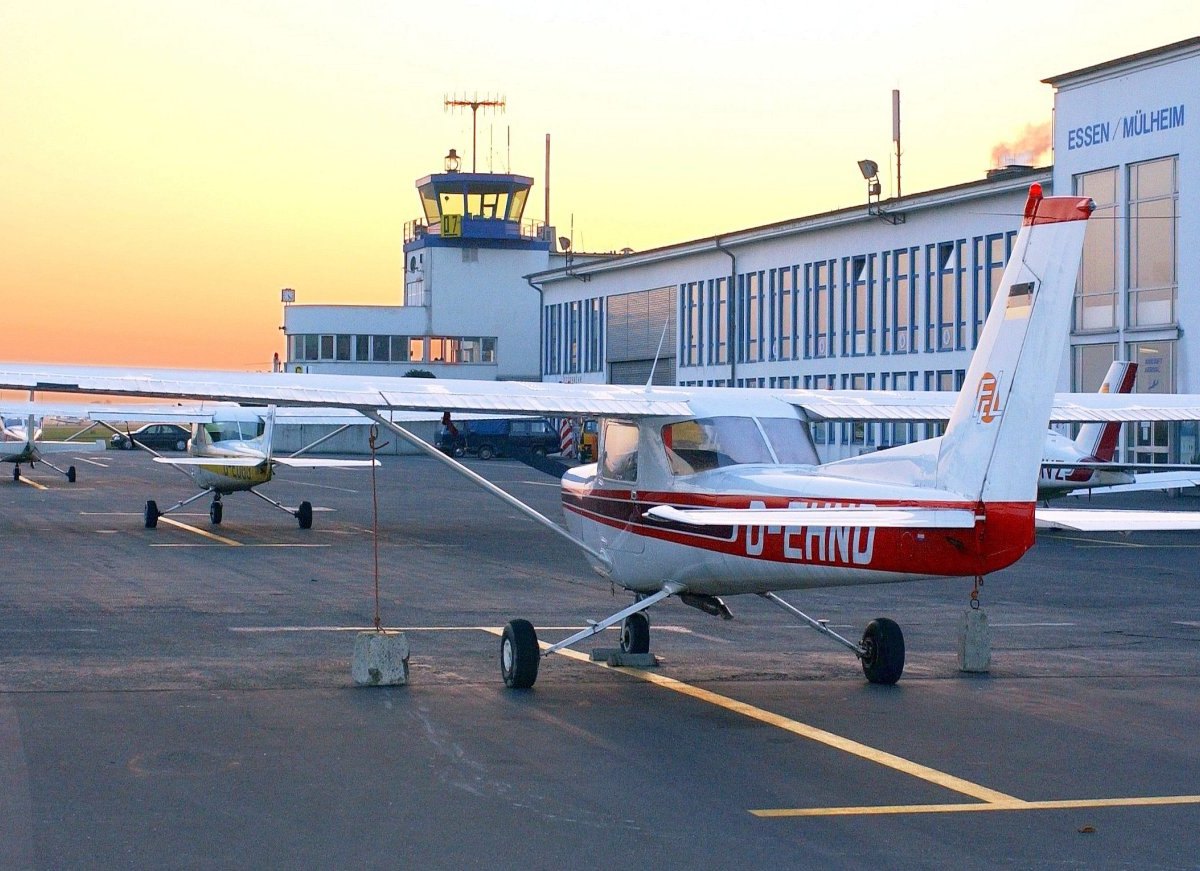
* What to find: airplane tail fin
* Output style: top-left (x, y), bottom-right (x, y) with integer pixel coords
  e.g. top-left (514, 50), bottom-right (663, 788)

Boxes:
top-left (1073, 361), bottom-right (1136, 462)
top-left (934, 185), bottom-right (1093, 502)
top-left (189, 421), bottom-right (212, 456)
top-left (262, 406), bottom-right (276, 461)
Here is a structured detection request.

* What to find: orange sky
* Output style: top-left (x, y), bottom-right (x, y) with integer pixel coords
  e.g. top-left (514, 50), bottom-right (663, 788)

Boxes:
top-left (2, 2), bottom-right (1198, 369)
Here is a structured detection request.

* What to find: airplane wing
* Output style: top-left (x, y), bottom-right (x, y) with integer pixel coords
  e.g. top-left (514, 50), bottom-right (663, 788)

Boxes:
top-left (26, 440), bottom-right (106, 455)
top-left (0, 364), bottom-right (694, 417)
top-left (644, 505), bottom-right (979, 528)
top-left (0, 400), bottom-right (227, 423)
top-left (1036, 507), bottom-right (1200, 531)
top-left (4, 363), bottom-right (1200, 423)
top-left (778, 389), bottom-right (1200, 423)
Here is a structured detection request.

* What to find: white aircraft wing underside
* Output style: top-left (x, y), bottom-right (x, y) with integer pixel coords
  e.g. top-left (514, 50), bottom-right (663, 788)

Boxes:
top-left (0, 365), bottom-right (694, 418)
top-left (1036, 507), bottom-right (1200, 531)
top-left (644, 505), bottom-right (979, 528)
top-left (781, 389), bottom-right (1200, 423)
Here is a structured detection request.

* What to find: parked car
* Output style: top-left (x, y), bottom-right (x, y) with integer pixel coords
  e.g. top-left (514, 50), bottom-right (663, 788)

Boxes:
top-left (110, 423), bottom-right (190, 451)
top-left (439, 417), bottom-right (559, 460)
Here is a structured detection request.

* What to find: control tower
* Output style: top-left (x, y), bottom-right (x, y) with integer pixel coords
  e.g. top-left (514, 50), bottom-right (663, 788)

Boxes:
top-left (285, 148), bottom-right (553, 383)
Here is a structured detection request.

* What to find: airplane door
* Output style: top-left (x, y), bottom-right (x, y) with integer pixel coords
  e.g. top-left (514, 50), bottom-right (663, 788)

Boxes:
top-left (596, 420), bottom-right (644, 554)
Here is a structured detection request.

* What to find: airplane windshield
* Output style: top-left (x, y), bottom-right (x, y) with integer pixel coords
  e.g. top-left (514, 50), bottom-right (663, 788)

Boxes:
top-left (661, 417), bottom-right (773, 475)
top-left (205, 419), bottom-right (262, 442)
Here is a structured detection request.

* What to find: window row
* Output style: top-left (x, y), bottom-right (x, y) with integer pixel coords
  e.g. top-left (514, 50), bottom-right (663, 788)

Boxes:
top-left (679, 235), bottom-right (1015, 367)
top-left (544, 298), bottom-right (605, 375)
top-left (289, 334), bottom-right (496, 364)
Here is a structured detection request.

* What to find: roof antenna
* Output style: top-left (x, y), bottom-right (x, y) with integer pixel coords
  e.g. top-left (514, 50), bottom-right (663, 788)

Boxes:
top-left (645, 308), bottom-right (672, 389)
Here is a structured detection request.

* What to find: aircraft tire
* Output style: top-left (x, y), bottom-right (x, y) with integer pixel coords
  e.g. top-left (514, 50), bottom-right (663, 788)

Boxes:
top-left (621, 612), bottom-right (651, 654)
top-left (210, 500), bottom-right (223, 525)
top-left (144, 500), bottom-right (159, 529)
top-left (12, 466), bottom-right (19, 481)
top-left (860, 617), bottom-right (905, 685)
top-left (297, 501), bottom-right (313, 529)
top-left (500, 619), bottom-right (539, 689)
top-left (67, 466), bottom-right (76, 483)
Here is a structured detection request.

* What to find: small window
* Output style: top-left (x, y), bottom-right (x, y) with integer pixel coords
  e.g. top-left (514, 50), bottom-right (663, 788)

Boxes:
top-left (600, 421), bottom-right (639, 483)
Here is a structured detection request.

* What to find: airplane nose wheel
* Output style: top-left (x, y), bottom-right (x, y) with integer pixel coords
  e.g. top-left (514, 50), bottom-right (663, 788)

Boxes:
top-left (209, 497), bottom-right (223, 525)
top-left (500, 619), bottom-right (540, 688)
top-left (860, 618), bottom-right (905, 685)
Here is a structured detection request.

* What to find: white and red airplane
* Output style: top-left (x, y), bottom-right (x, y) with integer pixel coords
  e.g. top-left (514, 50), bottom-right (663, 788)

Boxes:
top-left (5, 185), bottom-right (1200, 688)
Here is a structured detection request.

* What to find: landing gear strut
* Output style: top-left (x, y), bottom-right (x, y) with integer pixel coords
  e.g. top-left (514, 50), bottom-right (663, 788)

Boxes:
top-left (759, 592), bottom-right (905, 685)
top-left (497, 583), bottom-right (683, 689)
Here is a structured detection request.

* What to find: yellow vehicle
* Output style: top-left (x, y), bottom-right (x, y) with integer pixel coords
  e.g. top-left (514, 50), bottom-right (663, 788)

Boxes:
top-left (579, 419), bottom-right (598, 463)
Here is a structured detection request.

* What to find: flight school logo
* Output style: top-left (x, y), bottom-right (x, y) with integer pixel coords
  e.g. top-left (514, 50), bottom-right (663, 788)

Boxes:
top-left (974, 372), bottom-right (1002, 423)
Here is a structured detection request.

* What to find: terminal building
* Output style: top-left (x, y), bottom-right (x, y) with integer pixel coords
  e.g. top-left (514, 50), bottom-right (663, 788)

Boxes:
top-left (284, 36), bottom-right (1196, 463)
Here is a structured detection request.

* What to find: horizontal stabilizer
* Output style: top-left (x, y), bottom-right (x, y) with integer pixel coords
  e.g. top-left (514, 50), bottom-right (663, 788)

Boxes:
top-left (273, 457), bottom-right (379, 468)
top-left (153, 456), bottom-right (265, 467)
top-left (1042, 461), bottom-right (1200, 473)
top-left (1065, 471), bottom-right (1200, 496)
top-left (1036, 508), bottom-right (1200, 531)
top-left (644, 505), bottom-right (978, 529)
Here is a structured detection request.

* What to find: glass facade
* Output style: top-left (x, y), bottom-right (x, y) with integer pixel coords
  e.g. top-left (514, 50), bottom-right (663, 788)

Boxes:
top-left (290, 334), bottom-right (496, 365)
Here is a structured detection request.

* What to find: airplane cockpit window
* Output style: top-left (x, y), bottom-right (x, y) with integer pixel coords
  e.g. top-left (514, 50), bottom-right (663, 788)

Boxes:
top-left (661, 417), bottom-right (773, 475)
top-left (205, 419), bottom-right (263, 443)
top-left (758, 417), bottom-right (821, 465)
top-left (600, 420), bottom-right (639, 483)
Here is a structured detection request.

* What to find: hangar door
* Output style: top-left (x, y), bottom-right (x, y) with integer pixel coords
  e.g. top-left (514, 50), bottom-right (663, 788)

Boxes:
top-left (606, 286), bottom-right (676, 386)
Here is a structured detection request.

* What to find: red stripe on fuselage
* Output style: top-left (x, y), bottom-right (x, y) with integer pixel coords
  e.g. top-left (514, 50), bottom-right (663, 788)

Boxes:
top-left (562, 485), bottom-right (1035, 577)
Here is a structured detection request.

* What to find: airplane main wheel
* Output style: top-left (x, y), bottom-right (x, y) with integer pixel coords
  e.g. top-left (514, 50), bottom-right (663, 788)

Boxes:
top-left (144, 500), bottom-right (159, 529)
top-left (209, 500), bottom-right (223, 525)
top-left (861, 618), bottom-right (905, 685)
top-left (67, 466), bottom-right (76, 483)
top-left (500, 619), bottom-right (539, 689)
top-left (12, 466), bottom-right (19, 481)
top-left (621, 612), bottom-right (650, 654)
top-left (297, 501), bottom-right (313, 529)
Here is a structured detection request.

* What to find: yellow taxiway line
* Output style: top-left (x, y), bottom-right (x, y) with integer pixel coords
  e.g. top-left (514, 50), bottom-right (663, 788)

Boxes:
top-left (158, 516), bottom-right (242, 546)
top-left (479, 628), bottom-right (1200, 818)
top-left (15, 476), bottom-right (48, 490)
top-left (751, 794), bottom-right (1200, 817)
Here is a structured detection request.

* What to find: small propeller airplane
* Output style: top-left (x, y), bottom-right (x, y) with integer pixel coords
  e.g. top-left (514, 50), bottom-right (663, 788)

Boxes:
top-left (1, 412), bottom-right (102, 484)
top-left (136, 406), bottom-right (379, 529)
top-left (7, 185), bottom-right (1200, 689)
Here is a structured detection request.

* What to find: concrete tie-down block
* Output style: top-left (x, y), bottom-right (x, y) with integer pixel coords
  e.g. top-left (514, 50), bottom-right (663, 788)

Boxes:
top-left (957, 608), bottom-right (992, 673)
top-left (352, 631), bottom-right (410, 686)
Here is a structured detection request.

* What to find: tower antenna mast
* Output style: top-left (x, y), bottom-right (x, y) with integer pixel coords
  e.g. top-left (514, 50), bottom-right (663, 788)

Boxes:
top-left (444, 93), bottom-right (507, 172)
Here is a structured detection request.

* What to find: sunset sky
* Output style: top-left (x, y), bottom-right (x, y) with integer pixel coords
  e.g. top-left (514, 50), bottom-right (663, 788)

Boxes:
top-left (3, 2), bottom-right (1198, 369)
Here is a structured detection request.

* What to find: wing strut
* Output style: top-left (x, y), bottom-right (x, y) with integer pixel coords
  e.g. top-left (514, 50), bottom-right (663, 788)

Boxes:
top-left (361, 410), bottom-right (613, 572)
